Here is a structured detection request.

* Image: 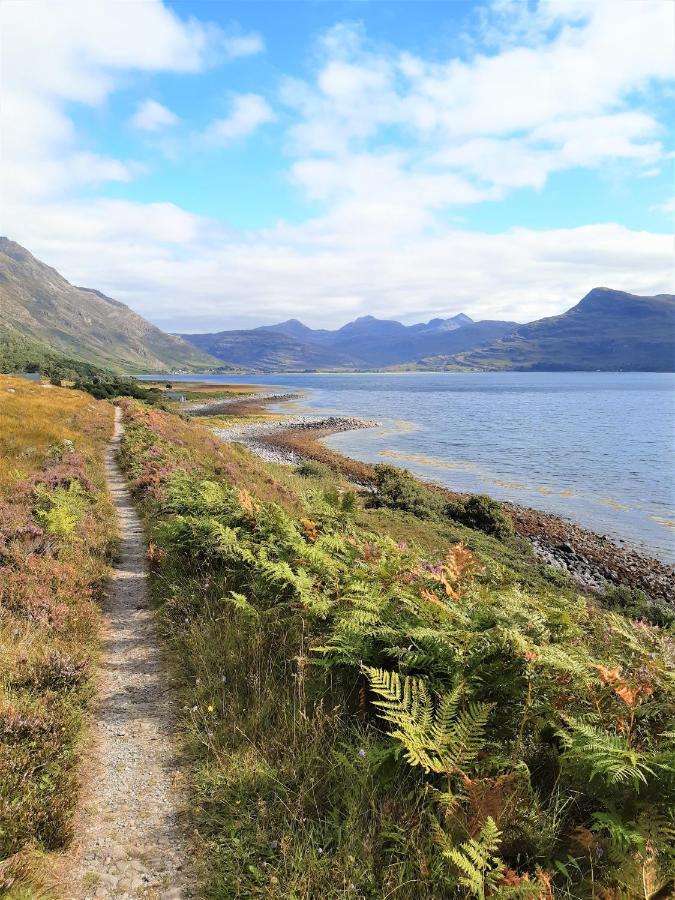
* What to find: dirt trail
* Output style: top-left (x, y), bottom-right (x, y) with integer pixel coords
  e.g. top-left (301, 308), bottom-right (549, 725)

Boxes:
top-left (65, 407), bottom-right (189, 899)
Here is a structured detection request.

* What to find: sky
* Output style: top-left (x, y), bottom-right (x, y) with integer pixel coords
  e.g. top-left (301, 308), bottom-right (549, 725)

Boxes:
top-left (1, 0), bottom-right (674, 332)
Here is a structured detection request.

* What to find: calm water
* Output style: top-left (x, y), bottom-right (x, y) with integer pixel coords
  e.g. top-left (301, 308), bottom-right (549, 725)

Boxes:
top-left (157, 373), bottom-right (675, 563)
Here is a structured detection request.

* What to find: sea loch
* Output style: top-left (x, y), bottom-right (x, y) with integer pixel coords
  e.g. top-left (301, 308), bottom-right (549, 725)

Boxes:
top-left (162, 371), bottom-right (675, 564)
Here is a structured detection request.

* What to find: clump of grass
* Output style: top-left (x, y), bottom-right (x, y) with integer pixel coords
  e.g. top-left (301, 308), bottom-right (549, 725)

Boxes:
top-left (0, 377), bottom-right (115, 888)
top-left (119, 398), bottom-right (675, 899)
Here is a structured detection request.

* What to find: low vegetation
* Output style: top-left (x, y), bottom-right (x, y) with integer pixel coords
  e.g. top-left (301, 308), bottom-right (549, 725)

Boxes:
top-left (0, 330), bottom-right (105, 382)
top-left (0, 377), bottom-right (115, 893)
top-left (70, 374), bottom-right (167, 404)
top-left (118, 398), bottom-right (675, 899)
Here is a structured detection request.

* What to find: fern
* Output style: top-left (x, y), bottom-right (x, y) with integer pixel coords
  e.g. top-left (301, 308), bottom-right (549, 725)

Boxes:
top-left (224, 591), bottom-right (259, 621)
top-left (364, 667), bottom-right (492, 775)
top-left (558, 716), bottom-right (657, 787)
top-left (434, 816), bottom-right (505, 899)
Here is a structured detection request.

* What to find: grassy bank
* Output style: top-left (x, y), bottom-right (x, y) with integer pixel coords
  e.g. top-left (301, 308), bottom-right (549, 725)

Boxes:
top-left (118, 398), bottom-right (674, 899)
top-left (0, 378), bottom-right (116, 894)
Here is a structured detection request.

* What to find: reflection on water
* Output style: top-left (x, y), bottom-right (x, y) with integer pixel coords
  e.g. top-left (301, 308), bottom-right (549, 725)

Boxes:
top-left (153, 372), bottom-right (675, 563)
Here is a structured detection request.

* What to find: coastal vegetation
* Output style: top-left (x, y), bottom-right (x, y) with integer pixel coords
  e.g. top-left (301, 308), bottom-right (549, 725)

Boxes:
top-left (116, 397), bottom-right (674, 898)
top-left (0, 378), bottom-right (115, 893)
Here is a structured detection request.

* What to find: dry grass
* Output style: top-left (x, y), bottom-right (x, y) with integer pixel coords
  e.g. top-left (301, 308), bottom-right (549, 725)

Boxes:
top-left (0, 377), bottom-right (116, 895)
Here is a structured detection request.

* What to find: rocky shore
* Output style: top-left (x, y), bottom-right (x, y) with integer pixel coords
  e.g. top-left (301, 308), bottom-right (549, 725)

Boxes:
top-left (211, 414), bottom-right (379, 465)
top-left (186, 391), bottom-right (301, 416)
top-left (507, 504), bottom-right (674, 605)
top-left (188, 394), bottom-right (674, 607)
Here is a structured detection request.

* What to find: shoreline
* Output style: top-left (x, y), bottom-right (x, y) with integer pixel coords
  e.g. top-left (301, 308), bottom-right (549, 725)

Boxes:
top-left (186, 393), bottom-right (674, 606)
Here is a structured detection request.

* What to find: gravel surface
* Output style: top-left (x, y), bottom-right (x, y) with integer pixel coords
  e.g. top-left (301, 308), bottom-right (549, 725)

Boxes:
top-left (185, 392), bottom-right (300, 416)
top-left (212, 415), bottom-right (378, 465)
top-left (65, 408), bottom-right (190, 900)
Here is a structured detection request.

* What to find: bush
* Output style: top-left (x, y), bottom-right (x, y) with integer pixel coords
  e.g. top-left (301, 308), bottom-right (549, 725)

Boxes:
top-left (445, 494), bottom-right (513, 538)
top-left (296, 460), bottom-right (332, 479)
top-left (599, 585), bottom-right (674, 628)
top-left (72, 375), bottom-right (165, 405)
top-left (367, 464), bottom-right (445, 519)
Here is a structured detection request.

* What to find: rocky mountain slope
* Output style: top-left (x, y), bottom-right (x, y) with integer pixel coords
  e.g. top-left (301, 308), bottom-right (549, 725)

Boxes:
top-left (0, 238), bottom-right (223, 374)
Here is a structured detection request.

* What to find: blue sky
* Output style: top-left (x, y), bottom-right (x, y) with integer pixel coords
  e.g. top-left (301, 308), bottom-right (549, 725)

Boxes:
top-left (2, 0), bottom-right (673, 331)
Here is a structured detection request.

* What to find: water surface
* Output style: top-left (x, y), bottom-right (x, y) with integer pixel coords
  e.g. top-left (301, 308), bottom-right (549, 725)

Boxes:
top-left (155, 372), bottom-right (675, 563)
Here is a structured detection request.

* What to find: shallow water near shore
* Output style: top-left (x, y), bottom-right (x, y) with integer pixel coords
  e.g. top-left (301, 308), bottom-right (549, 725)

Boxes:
top-left (150, 372), bottom-right (675, 563)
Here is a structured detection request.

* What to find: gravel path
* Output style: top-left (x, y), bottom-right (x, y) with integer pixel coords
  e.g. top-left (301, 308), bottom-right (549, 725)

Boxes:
top-left (65, 407), bottom-right (189, 900)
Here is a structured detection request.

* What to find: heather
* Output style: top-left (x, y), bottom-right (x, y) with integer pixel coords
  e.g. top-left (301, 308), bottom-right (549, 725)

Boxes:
top-left (0, 377), bottom-right (115, 890)
top-left (119, 398), bottom-right (675, 899)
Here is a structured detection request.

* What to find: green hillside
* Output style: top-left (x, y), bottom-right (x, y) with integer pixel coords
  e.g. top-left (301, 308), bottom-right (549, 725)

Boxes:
top-left (0, 238), bottom-right (226, 374)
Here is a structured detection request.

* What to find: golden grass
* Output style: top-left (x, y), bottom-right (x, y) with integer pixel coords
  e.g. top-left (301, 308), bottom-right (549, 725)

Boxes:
top-left (0, 376), bottom-right (116, 894)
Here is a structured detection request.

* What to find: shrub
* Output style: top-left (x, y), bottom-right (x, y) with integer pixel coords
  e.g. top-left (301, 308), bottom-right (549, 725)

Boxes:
top-left (33, 480), bottom-right (90, 539)
top-left (445, 494), bottom-right (513, 538)
top-left (599, 584), bottom-right (674, 628)
top-left (295, 460), bottom-right (332, 479)
top-left (366, 464), bottom-right (445, 519)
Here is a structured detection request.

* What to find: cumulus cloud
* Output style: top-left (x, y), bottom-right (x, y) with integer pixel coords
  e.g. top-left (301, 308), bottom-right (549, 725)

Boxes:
top-left (222, 30), bottom-right (265, 60)
top-left (130, 99), bottom-right (180, 132)
top-left (1, 0), bottom-right (673, 332)
top-left (204, 93), bottom-right (276, 144)
top-left (0, 0), bottom-right (223, 202)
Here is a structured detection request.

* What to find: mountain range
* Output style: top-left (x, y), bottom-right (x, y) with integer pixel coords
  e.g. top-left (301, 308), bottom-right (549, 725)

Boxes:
top-left (0, 238), bottom-right (223, 374)
top-left (180, 289), bottom-right (675, 372)
top-left (180, 314), bottom-right (518, 370)
top-left (0, 238), bottom-right (672, 374)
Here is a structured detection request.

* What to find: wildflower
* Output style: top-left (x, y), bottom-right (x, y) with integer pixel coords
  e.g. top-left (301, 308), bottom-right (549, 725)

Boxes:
top-left (207, 704), bottom-right (214, 713)
top-left (358, 748), bottom-right (366, 759)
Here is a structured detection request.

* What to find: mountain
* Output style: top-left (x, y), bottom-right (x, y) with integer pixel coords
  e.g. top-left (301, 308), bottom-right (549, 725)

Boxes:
top-left (0, 238), bottom-right (223, 374)
top-left (424, 288), bottom-right (675, 372)
top-left (181, 313), bottom-right (516, 371)
top-left (183, 328), bottom-right (357, 371)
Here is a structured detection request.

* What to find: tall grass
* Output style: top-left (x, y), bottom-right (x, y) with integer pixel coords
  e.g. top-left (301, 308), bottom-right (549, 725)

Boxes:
top-left (119, 398), bottom-right (674, 899)
top-left (0, 377), bottom-right (115, 894)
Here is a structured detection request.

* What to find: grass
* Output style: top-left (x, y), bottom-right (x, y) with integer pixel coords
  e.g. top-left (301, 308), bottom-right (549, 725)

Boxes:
top-left (117, 398), bottom-right (675, 899)
top-left (0, 377), bottom-right (116, 895)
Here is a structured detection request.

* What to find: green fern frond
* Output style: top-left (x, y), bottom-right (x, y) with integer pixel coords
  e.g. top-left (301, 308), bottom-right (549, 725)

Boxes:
top-left (363, 667), bottom-right (492, 775)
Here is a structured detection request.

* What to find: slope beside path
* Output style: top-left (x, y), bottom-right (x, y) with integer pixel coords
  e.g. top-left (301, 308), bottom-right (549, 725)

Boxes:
top-left (65, 406), bottom-right (189, 900)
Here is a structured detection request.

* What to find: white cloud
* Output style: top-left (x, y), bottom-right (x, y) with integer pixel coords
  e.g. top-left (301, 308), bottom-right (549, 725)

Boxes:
top-left (8, 190), bottom-right (672, 331)
top-left (223, 30), bottom-right (265, 61)
top-left (1, 0), bottom-right (672, 334)
top-left (130, 99), bottom-right (180, 132)
top-left (205, 94), bottom-right (276, 144)
top-left (283, 2), bottom-right (673, 195)
top-left (0, 0), bottom-right (224, 204)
